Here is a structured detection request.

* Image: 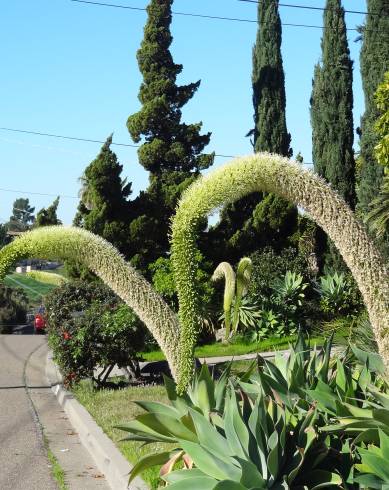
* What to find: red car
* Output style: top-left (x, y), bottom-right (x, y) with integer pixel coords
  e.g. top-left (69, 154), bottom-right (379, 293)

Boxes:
top-left (34, 314), bottom-right (46, 334)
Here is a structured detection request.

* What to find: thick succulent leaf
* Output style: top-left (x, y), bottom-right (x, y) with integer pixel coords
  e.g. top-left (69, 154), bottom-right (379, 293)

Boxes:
top-left (128, 450), bottom-right (178, 483)
top-left (306, 380), bottom-right (338, 414)
top-left (224, 391), bottom-right (251, 459)
top-left (163, 374), bottom-right (192, 415)
top-left (353, 473), bottom-right (386, 488)
top-left (188, 408), bottom-right (233, 459)
top-left (163, 468), bottom-right (209, 483)
top-left (379, 429), bottom-right (389, 461)
top-left (115, 420), bottom-right (177, 443)
top-left (180, 439), bottom-right (242, 481)
top-left (351, 345), bottom-right (385, 374)
top-left (137, 413), bottom-right (197, 442)
top-left (213, 481), bottom-right (248, 490)
top-left (166, 476), bottom-right (218, 489)
top-left (133, 400), bottom-right (180, 418)
top-left (236, 457), bottom-right (266, 487)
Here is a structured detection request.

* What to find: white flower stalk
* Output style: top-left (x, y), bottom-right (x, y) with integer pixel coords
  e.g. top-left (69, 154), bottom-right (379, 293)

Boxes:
top-left (211, 261), bottom-right (236, 339)
top-left (171, 153), bottom-right (389, 392)
top-left (233, 257), bottom-right (253, 333)
top-left (0, 226), bottom-right (181, 379)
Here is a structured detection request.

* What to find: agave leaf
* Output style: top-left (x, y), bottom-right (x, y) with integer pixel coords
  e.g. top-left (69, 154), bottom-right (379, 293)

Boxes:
top-left (128, 450), bottom-right (179, 484)
top-left (306, 380), bottom-right (337, 415)
top-left (133, 400), bottom-right (180, 418)
top-left (159, 450), bottom-right (185, 477)
top-left (351, 345), bottom-right (385, 374)
top-left (163, 468), bottom-right (209, 483)
top-left (267, 444), bottom-right (280, 480)
top-left (213, 481), bottom-right (248, 490)
top-left (224, 391), bottom-right (251, 459)
top-left (379, 429), bottom-right (389, 461)
top-left (373, 408), bottom-right (389, 427)
top-left (335, 359), bottom-right (347, 394)
top-left (115, 419), bottom-right (177, 443)
top-left (215, 364), bottom-right (232, 410)
top-left (188, 408), bottom-right (233, 459)
top-left (353, 473), bottom-right (386, 488)
top-left (353, 428), bottom-right (380, 445)
top-left (167, 476), bottom-right (219, 489)
top-left (138, 413), bottom-right (197, 442)
top-left (235, 457), bottom-right (266, 487)
top-left (317, 333), bottom-right (333, 383)
top-left (179, 439), bottom-right (242, 481)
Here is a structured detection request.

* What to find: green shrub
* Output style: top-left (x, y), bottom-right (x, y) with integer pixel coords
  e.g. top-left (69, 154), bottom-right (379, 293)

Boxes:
top-left (45, 281), bottom-right (149, 386)
top-left (0, 284), bottom-right (28, 333)
top-left (27, 270), bottom-right (67, 286)
top-left (316, 272), bottom-right (363, 317)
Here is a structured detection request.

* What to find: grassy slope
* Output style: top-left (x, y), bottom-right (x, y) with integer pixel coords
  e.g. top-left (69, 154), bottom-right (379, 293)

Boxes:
top-left (4, 273), bottom-right (56, 303)
top-left (73, 381), bottom-right (170, 489)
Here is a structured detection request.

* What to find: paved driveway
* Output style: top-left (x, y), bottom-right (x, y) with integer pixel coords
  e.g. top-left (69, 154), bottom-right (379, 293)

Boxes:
top-left (0, 332), bottom-right (57, 490)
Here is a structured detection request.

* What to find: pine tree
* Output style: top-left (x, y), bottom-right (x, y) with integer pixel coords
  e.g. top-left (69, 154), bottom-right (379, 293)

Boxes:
top-left (7, 198), bottom-right (35, 232)
top-left (310, 0), bottom-right (355, 207)
top-left (74, 135), bottom-right (132, 255)
top-left (213, 0), bottom-right (296, 264)
top-left (127, 0), bottom-right (214, 271)
top-left (35, 197), bottom-right (62, 227)
top-left (357, 0), bottom-right (389, 215)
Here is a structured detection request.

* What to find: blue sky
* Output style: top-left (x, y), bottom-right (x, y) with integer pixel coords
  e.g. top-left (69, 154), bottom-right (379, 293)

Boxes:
top-left (0, 0), bottom-right (367, 224)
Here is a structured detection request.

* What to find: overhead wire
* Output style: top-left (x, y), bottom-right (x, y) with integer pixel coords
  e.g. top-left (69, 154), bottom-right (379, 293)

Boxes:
top-left (68, 0), bottom-right (385, 32)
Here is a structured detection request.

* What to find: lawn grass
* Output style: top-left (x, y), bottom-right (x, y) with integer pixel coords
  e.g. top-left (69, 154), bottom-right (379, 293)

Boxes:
top-left (142, 334), bottom-right (325, 361)
top-left (4, 273), bottom-right (56, 303)
top-left (72, 381), bottom-right (172, 489)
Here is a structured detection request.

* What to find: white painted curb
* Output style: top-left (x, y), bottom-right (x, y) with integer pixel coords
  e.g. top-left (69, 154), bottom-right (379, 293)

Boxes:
top-left (45, 351), bottom-right (148, 490)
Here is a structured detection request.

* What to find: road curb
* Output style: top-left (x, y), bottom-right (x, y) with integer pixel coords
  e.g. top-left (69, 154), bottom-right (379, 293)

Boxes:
top-left (45, 351), bottom-right (148, 490)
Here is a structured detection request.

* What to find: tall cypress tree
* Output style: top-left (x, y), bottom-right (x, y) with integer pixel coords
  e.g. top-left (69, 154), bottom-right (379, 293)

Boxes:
top-left (310, 0), bottom-right (355, 207)
top-left (357, 0), bottom-right (389, 215)
top-left (35, 197), bottom-right (62, 227)
top-left (74, 135), bottom-right (132, 256)
top-left (213, 0), bottom-right (296, 264)
top-left (127, 0), bottom-right (214, 271)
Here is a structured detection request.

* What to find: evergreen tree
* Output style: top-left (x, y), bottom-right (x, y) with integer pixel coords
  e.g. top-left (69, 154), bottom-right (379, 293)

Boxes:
top-left (213, 0), bottom-right (296, 264)
top-left (127, 0), bottom-right (214, 271)
top-left (74, 135), bottom-right (132, 255)
top-left (357, 0), bottom-right (389, 215)
top-left (310, 0), bottom-right (355, 207)
top-left (8, 198), bottom-right (35, 231)
top-left (35, 197), bottom-right (62, 227)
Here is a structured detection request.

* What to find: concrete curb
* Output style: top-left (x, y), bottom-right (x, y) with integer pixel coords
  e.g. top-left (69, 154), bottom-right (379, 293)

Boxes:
top-left (45, 352), bottom-right (148, 490)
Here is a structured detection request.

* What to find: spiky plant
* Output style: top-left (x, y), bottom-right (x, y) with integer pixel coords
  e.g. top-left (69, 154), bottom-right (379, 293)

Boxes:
top-left (211, 262), bottom-right (235, 339)
top-left (0, 226), bottom-right (181, 379)
top-left (171, 152), bottom-right (389, 393)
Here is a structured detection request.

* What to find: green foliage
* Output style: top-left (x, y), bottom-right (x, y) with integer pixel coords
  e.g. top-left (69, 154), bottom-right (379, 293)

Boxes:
top-left (249, 247), bottom-right (306, 299)
top-left (0, 284), bottom-right (27, 333)
top-left (357, 0), bottom-right (389, 215)
top-left (316, 272), bottom-right (362, 317)
top-left (35, 197), bottom-right (61, 227)
top-left (366, 72), bottom-right (389, 238)
top-left (7, 198), bottom-right (35, 232)
top-left (149, 257), bottom-right (177, 306)
top-left (171, 153), bottom-right (389, 392)
top-left (126, 0), bottom-right (213, 270)
top-left (45, 282), bottom-right (148, 386)
top-left (74, 136), bottom-right (132, 256)
top-left (310, 0), bottom-right (355, 208)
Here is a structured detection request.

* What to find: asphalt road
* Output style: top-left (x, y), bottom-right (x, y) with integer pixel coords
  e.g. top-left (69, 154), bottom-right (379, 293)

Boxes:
top-left (0, 328), bottom-right (57, 490)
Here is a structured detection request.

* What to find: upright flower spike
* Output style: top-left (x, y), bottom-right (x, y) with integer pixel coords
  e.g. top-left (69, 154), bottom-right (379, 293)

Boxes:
top-left (233, 257), bottom-right (253, 334)
top-left (211, 262), bottom-right (236, 340)
top-left (0, 226), bottom-right (181, 380)
top-left (171, 153), bottom-right (389, 393)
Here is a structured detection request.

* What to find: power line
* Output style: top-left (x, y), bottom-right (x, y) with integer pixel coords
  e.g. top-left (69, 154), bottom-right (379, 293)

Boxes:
top-left (237, 0), bottom-right (383, 17)
top-left (68, 0), bottom-right (373, 32)
top-left (0, 126), bottom-right (235, 158)
top-left (0, 187), bottom-right (78, 199)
